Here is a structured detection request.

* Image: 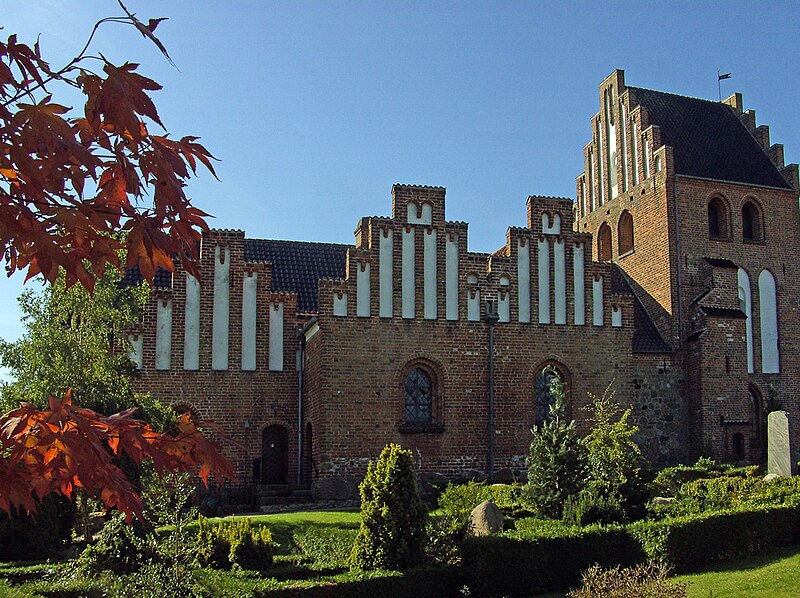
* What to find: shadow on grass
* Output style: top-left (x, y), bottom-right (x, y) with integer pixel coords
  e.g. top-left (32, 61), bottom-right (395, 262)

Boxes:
top-left (679, 544), bottom-right (800, 575)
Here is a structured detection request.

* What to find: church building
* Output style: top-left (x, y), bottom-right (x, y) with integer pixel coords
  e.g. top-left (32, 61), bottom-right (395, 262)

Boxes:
top-left (128, 70), bottom-right (799, 495)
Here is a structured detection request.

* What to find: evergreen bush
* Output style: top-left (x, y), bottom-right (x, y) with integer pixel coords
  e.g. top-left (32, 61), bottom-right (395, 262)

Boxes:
top-left (350, 443), bottom-right (428, 570)
top-left (523, 371), bottom-right (587, 519)
top-left (197, 517), bottom-right (274, 571)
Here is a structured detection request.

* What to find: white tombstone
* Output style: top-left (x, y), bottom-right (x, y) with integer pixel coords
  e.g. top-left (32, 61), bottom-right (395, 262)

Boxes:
top-left (767, 411), bottom-right (796, 477)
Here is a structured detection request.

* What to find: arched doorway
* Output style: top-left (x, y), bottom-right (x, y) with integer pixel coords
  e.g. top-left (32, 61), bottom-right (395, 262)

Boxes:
top-left (261, 425), bottom-right (289, 484)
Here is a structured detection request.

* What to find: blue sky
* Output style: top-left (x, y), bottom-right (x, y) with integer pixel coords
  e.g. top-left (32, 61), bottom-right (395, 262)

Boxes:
top-left (2, 1), bottom-right (799, 363)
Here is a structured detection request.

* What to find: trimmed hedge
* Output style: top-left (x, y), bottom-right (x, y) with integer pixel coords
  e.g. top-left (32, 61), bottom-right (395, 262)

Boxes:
top-left (462, 524), bottom-right (644, 596)
top-left (461, 504), bottom-right (800, 596)
top-left (630, 504), bottom-right (800, 572)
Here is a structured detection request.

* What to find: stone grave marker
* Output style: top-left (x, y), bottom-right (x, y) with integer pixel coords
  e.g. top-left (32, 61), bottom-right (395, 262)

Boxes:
top-left (767, 411), bottom-right (796, 477)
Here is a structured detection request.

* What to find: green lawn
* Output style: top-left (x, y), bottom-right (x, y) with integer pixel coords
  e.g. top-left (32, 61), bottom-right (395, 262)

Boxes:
top-left (204, 509), bottom-right (360, 555)
top-left (675, 545), bottom-right (800, 597)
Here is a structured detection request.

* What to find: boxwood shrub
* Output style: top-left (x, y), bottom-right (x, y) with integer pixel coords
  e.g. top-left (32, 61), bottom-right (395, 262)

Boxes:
top-left (630, 504), bottom-right (800, 572)
top-left (461, 523), bottom-right (644, 596)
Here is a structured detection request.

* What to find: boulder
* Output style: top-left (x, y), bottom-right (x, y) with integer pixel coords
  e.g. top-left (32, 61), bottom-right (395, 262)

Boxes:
top-left (651, 496), bottom-right (675, 505)
top-left (467, 500), bottom-right (504, 536)
top-left (763, 473), bottom-right (782, 482)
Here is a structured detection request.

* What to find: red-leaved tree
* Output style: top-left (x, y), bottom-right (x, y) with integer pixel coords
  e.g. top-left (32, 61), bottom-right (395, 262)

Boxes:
top-left (0, 391), bottom-right (234, 523)
top-left (0, 3), bottom-right (234, 521)
top-left (0, 1), bottom-right (215, 291)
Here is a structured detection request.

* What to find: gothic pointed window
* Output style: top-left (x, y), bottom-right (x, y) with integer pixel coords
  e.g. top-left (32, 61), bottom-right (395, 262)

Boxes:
top-left (618, 210), bottom-right (634, 255)
top-left (534, 364), bottom-right (569, 427)
top-left (742, 200), bottom-right (763, 242)
top-left (708, 196), bottom-right (730, 240)
top-left (598, 222), bottom-right (612, 261)
top-left (404, 368), bottom-right (432, 424)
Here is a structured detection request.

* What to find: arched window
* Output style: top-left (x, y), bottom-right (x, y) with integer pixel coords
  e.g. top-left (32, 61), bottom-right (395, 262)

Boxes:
top-left (534, 363), bottom-right (570, 427)
top-left (404, 368), bottom-right (432, 423)
top-left (597, 223), bottom-right (612, 261)
top-left (758, 270), bottom-right (779, 373)
top-left (618, 210), bottom-right (634, 255)
top-left (708, 196), bottom-right (730, 239)
top-left (742, 200), bottom-right (763, 242)
top-left (400, 359), bottom-right (443, 432)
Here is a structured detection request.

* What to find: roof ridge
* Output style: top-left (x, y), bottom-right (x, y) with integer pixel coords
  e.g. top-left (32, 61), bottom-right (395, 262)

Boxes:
top-left (245, 238), bottom-right (351, 248)
top-left (629, 85), bottom-right (725, 106)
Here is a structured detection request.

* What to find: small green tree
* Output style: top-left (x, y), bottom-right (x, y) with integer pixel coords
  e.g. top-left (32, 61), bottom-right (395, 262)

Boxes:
top-left (523, 371), bottom-right (588, 519)
top-left (350, 443), bottom-right (427, 570)
top-left (0, 267), bottom-right (172, 428)
top-left (568, 381), bottom-right (647, 524)
top-left (583, 382), bottom-right (642, 500)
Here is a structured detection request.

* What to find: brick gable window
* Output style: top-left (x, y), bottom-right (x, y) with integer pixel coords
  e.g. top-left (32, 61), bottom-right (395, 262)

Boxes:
top-left (742, 200), bottom-right (764, 243)
top-left (708, 196), bottom-right (731, 240)
top-left (597, 222), bottom-right (612, 261)
top-left (399, 360), bottom-right (444, 434)
top-left (534, 363), bottom-right (570, 427)
top-left (404, 368), bottom-right (432, 423)
top-left (618, 210), bottom-right (634, 255)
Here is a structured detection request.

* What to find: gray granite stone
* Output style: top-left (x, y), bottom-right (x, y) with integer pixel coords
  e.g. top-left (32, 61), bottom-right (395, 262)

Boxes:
top-left (767, 411), bottom-right (796, 477)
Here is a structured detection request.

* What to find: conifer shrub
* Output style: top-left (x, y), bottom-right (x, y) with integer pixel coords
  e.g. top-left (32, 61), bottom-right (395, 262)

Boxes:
top-left (350, 443), bottom-right (428, 570)
top-left (196, 517), bottom-right (274, 571)
top-left (523, 371), bottom-right (587, 519)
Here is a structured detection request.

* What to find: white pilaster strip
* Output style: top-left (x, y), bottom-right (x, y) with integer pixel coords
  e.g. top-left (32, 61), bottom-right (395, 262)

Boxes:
top-left (554, 239), bottom-right (566, 325)
top-left (538, 238), bottom-right (550, 324)
top-left (468, 290), bottom-right (481, 322)
top-left (183, 274), bottom-right (200, 370)
top-left (593, 275), bottom-right (604, 326)
top-left (573, 243), bottom-right (585, 325)
top-left (155, 298), bottom-right (172, 370)
top-left (758, 270), bottom-right (779, 374)
top-left (241, 272), bottom-right (257, 371)
top-left (738, 269), bottom-right (754, 374)
top-left (498, 291), bottom-right (510, 323)
top-left (357, 262), bottom-right (371, 317)
top-left (446, 234), bottom-right (459, 321)
top-left (379, 229), bottom-right (393, 317)
top-left (128, 334), bottom-right (143, 370)
top-left (212, 245), bottom-right (230, 371)
top-left (424, 229), bottom-right (437, 319)
top-left (269, 301), bottom-right (284, 372)
top-left (402, 227), bottom-right (415, 319)
top-left (517, 239), bottom-right (530, 323)
top-left (333, 292), bottom-right (348, 316)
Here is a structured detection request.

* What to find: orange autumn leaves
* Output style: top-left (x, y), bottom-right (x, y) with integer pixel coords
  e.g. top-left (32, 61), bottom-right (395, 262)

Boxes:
top-left (1, 15), bottom-right (215, 293)
top-left (0, 391), bottom-right (234, 523)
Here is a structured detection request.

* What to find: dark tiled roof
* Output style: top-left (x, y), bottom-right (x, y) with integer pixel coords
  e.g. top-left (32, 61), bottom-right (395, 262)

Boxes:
top-left (631, 87), bottom-right (791, 189)
top-left (703, 257), bottom-right (739, 269)
top-left (119, 265), bottom-right (173, 289)
top-left (610, 265), bottom-right (673, 353)
top-left (700, 306), bottom-right (747, 319)
top-left (244, 239), bottom-right (349, 313)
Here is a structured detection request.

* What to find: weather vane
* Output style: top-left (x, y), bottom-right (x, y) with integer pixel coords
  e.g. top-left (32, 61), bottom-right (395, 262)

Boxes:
top-left (718, 70), bottom-right (732, 102)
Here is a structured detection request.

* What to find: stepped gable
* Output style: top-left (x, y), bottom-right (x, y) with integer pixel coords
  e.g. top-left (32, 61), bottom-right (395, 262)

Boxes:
top-left (244, 239), bottom-right (349, 313)
top-left (610, 264), bottom-right (672, 353)
top-left (631, 87), bottom-right (791, 189)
